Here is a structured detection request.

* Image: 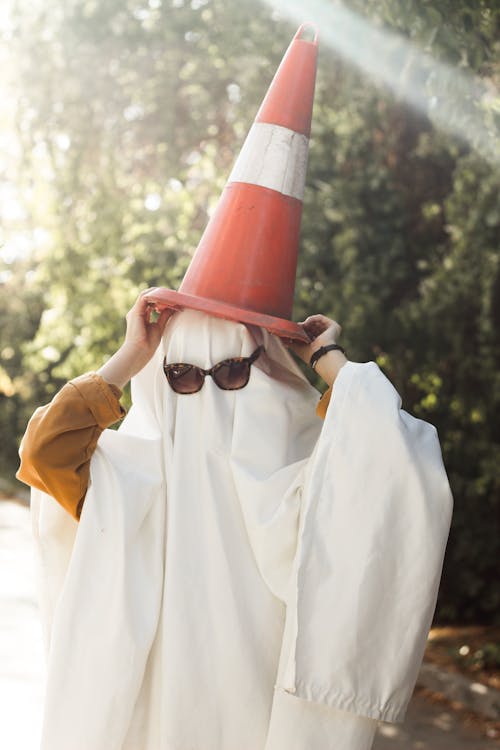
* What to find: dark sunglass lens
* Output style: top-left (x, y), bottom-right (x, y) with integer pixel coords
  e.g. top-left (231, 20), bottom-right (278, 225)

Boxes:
top-left (213, 361), bottom-right (250, 390)
top-left (167, 365), bottom-right (204, 394)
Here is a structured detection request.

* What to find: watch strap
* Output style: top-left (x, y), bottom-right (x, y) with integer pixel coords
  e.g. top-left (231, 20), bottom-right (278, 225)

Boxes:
top-left (310, 344), bottom-right (346, 370)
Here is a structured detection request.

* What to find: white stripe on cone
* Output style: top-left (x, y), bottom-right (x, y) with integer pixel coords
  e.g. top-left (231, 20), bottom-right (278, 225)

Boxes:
top-left (228, 123), bottom-right (309, 201)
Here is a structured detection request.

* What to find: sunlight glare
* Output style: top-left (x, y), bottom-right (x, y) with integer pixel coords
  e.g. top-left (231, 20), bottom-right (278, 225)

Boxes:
top-left (264, 0), bottom-right (499, 165)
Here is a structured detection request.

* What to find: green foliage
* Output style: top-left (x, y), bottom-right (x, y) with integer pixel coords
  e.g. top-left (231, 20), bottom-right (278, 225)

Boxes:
top-left (451, 641), bottom-right (500, 672)
top-left (1, 0), bottom-right (499, 622)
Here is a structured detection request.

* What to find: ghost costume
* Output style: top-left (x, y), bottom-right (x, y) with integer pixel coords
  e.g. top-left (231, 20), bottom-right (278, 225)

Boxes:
top-left (26, 310), bottom-right (453, 750)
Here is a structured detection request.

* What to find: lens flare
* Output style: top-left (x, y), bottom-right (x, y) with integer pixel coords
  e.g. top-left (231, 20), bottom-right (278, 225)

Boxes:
top-left (264, 0), bottom-right (499, 165)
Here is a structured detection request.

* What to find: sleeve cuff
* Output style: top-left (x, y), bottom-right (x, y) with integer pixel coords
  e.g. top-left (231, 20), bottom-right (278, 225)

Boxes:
top-left (69, 372), bottom-right (126, 428)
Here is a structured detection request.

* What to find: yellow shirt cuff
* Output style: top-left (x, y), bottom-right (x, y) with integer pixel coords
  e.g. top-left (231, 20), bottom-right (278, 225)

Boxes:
top-left (316, 385), bottom-right (332, 420)
top-left (70, 372), bottom-right (126, 428)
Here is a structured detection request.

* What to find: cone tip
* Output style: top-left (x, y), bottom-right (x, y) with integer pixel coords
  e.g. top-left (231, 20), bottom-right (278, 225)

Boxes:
top-left (294, 23), bottom-right (319, 45)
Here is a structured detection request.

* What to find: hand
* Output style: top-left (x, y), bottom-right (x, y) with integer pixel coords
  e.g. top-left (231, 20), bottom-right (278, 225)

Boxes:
top-left (288, 314), bottom-right (347, 387)
top-left (122, 288), bottom-right (172, 360)
top-left (288, 314), bottom-right (342, 363)
top-left (97, 288), bottom-right (172, 390)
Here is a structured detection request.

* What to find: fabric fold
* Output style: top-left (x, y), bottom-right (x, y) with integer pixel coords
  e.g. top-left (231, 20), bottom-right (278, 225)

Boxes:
top-left (275, 361), bottom-right (453, 723)
top-left (264, 687), bottom-right (378, 750)
top-left (34, 431), bottom-right (166, 750)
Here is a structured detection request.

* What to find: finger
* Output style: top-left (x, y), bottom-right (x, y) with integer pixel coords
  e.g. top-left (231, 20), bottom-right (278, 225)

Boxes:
top-left (301, 319), bottom-right (330, 339)
top-left (295, 321), bottom-right (313, 340)
top-left (155, 307), bottom-right (173, 329)
top-left (135, 293), bottom-right (162, 319)
top-left (130, 288), bottom-right (160, 311)
top-left (302, 315), bottom-right (340, 335)
top-left (139, 287), bottom-right (160, 304)
top-left (300, 314), bottom-right (332, 325)
top-left (300, 314), bottom-right (333, 327)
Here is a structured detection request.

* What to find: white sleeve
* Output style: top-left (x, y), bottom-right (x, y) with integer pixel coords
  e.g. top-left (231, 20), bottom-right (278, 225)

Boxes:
top-left (265, 361), bottom-right (452, 747)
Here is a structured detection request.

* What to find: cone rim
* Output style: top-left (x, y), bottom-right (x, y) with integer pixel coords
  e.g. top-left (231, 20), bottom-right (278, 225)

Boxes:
top-left (144, 288), bottom-right (310, 343)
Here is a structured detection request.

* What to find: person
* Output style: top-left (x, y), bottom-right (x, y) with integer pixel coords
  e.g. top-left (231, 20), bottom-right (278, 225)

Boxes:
top-left (17, 290), bottom-right (453, 750)
top-left (17, 290), bottom-right (346, 520)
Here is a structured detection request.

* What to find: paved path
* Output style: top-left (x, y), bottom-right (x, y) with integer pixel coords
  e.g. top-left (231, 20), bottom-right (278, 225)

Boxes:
top-left (1, 498), bottom-right (498, 750)
top-left (0, 500), bottom-right (44, 749)
top-left (373, 693), bottom-right (499, 749)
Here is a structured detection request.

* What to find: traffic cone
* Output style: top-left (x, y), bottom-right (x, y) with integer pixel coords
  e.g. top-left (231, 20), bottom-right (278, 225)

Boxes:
top-left (146, 24), bottom-right (318, 342)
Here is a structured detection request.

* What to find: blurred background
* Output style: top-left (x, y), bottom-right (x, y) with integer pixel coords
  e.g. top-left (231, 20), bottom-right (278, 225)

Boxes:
top-left (0, 0), bottom-right (499, 713)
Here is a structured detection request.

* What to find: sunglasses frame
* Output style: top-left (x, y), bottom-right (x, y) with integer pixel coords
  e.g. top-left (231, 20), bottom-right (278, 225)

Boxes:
top-left (163, 345), bottom-right (265, 394)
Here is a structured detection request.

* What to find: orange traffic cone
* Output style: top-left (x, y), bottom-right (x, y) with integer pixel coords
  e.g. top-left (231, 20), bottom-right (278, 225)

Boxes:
top-left (146, 24), bottom-right (318, 342)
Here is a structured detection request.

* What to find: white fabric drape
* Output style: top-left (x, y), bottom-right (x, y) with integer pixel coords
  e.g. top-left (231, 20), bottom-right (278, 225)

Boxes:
top-left (30, 310), bottom-right (452, 750)
top-left (274, 361), bottom-right (454, 723)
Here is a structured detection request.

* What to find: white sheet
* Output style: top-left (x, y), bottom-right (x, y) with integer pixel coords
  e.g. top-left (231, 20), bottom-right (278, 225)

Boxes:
top-left (30, 310), bottom-right (452, 750)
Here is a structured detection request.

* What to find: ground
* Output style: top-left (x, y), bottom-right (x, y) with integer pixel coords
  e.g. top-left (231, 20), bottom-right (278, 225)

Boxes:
top-left (425, 625), bottom-right (500, 692)
top-left (373, 686), bottom-right (499, 749)
top-left (1, 496), bottom-right (499, 750)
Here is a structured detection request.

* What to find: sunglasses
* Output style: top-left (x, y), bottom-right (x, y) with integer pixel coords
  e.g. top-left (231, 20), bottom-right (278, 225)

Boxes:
top-left (163, 345), bottom-right (264, 394)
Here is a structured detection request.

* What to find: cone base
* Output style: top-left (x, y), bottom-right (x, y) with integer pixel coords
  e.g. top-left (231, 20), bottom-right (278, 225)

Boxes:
top-left (144, 288), bottom-right (310, 343)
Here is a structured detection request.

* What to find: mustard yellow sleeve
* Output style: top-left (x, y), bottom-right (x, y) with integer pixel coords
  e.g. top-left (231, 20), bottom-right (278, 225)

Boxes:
top-left (315, 385), bottom-right (332, 420)
top-left (16, 373), bottom-right (125, 522)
